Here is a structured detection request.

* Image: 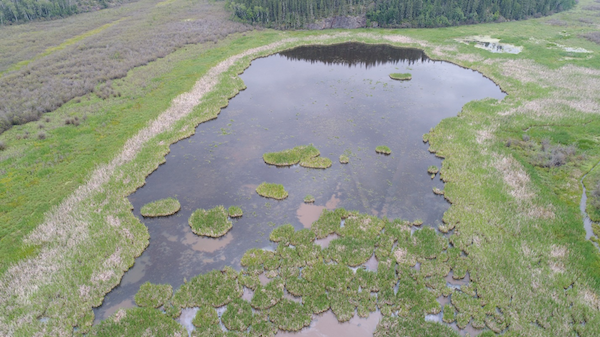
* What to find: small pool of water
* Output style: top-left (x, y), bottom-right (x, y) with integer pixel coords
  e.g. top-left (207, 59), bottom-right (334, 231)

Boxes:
top-left (94, 43), bottom-right (506, 327)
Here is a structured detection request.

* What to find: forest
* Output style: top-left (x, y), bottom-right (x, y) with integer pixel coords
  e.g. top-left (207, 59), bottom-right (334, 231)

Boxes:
top-left (226, 0), bottom-right (577, 28)
top-left (0, 0), bottom-right (125, 24)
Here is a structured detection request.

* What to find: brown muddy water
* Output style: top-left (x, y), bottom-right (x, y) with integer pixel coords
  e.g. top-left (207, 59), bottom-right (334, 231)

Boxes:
top-left (94, 43), bottom-right (505, 334)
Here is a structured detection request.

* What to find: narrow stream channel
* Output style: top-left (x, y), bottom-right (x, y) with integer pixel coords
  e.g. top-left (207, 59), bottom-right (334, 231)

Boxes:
top-left (94, 43), bottom-right (506, 335)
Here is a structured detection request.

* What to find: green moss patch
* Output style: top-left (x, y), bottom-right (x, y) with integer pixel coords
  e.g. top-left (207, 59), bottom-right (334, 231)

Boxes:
top-left (192, 305), bottom-right (220, 328)
top-left (228, 206), bottom-right (243, 218)
top-left (134, 282), bottom-right (173, 308)
top-left (339, 155), bottom-right (349, 164)
top-left (140, 197), bottom-right (181, 217)
top-left (222, 298), bottom-right (253, 331)
top-left (299, 156), bottom-right (332, 169)
top-left (263, 145), bottom-right (320, 166)
top-left (303, 194), bottom-right (315, 203)
top-left (88, 307), bottom-right (187, 336)
top-left (389, 73), bottom-right (412, 81)
top-left (189, 206), bottom-right (232, 237)
top-left (268, 299), bottom-right (312, 331)
top-left (256, 182), bottom-right (288, 200)
top-left (269, 224), bottom-right (295, 245)
top-left (375, 145), bottom-right (391, 155)
top-left (251, 278), bottom-right (284, 310)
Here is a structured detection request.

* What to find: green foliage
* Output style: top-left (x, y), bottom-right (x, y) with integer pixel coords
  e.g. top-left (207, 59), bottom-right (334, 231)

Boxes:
top-left (189, 206), bottom-right (233, 237)
top-left (311, 208), bottom-right (348, 239)
top-left (290, 228), bottom-right (315, 246)
top-left (324, 236), bottom-right (375, 267)
top-left (375, 145), bottom-right (391, 154)
top-left (337, 213), bottom-right (386, 241)
top-left (251, 278), bottom-right (284, 310)
top-left (88, 307), bottom-right (187, 337)
top-left (299, 156), bottom-right (332, 169)
top-left (302, 261), bottom-right (354, 291)
top-left (262, 145), bottom-right (319, 166)
top-left (140, 198), bottom-right (181, 217)
top-left (329, 290), bottom-right (356, 322)
top-left (427, 165), bottom-right (439, 174)
top-left (134, 282), bottom-right (173, 308)
top-left (192, 306), bottom-right (220, 328)
top-left (269, 224), bottom-right (295, 245)
top-left (389, 73), bottom-right (411, 81)
top-left (256, 182), bottom-right (288, 200)
top-left (228, 206), bottom-right (243, 218)
top-left (303, 194), bottom-right (315, 203)
top-left (268, 299), bottom-right (312, 331)
top-left (222, 298), bottom-right (253, 331)
top-left (172, 269), bottom-right (242, 308)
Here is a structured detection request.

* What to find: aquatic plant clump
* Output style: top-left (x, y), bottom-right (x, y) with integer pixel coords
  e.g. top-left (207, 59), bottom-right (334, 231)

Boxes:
top-left (228, 206), bottom-right (243, 218)
top-left (269, 224), bottom-right (295, 245)
top-left (250, 278), bottom-right (284, 309)
top-left (188, 206), bottom-right (232, 237)
top-left (256, 182), bottom-right (288, 200)
top-left (339, 155), bottom-right (349, 164)
top-left (304, 195), bottom-right (315, 203)
top-left (140, 197), bottom-right (181, 217)
top-left (88, 307), bottom-right (187, 336)
top-left (222, 298), bottom-right (253, 331)
top-left (427, 165), bottom-right (439, 174)
top-left (133, 282), bottom-right (173, 308)
top-left (299, 156), bottom-right (332, 169)
top-left (389, 73), bottom-right (412, 81)
top-left (192, 306), bottom-right (220, 328)
top-left (311, 208), bottom-right (348, 239)
top-left (263, 145), bottom-right (320, 166)
top-left (376, 146), bottom-right (392, 155)
top-left (268, 299), bottom-right (312, 331)
top-left (172, 269), bottom-right (242, 308)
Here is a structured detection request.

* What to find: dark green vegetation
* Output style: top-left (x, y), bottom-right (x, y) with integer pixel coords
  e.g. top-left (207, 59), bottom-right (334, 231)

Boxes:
top-left (227, 0), bottom-right (576, 28)
top-left (134, 282), bottom-right (173, 308)
top-left (0, 0), bottom-right (248, 133)
top-left (375, 145), bottom-right (391, 154)
top-left (389, 72), bottom-right (411, 80)
top-left (140, 197), bottom-right (180, 217)
top-left (304, 194), bottom-right (315, 203)
top-left (0, 0), bottom-right (126, 24)
top-left (228, 205), bottom-right (243, 218)
top-left (188, 205), bottom-right (233, 237)
top-left (262, 144), bottom-right (319, 166)
top-left (3, 0), bottom-right (600, 334)
top-left (256, 182), bottom-right (288, 200)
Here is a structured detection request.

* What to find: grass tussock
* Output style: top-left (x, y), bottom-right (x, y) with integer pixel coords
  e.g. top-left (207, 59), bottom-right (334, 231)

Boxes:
top-left (427, 165), bottom-right (439, 174)
top-left (88, 307), bottom-right (187, 336)
top-left (222, 298), bottom-right (253, 331)
top-left (134, 282), bottom-right (173, 308)
top-left (300, 156), bottom-right (332, 169)
top-left (256, 182), bottom-right (288, 200)
top-left (376, 145), bottom-right (392, 155)
top-left (304, 194), bottom-right (315, 203)
top-left (140, 198), bottom-right (181, 217)
top-left (188, 206), bottom-right (232, 237)
top-left (339, 155), bottom-right (349, 164)
top-left (228, 205), bottom-right (243, 218)
top-left (263, 145), bottom-right (319, 166)
top-left (192, 306), bottom-right (220, 328)
top-left (389, 73), bottom-right (412, 81)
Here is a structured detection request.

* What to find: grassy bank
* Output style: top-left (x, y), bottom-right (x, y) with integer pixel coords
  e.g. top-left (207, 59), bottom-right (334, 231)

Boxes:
top-left (1, 0), bottom-right (600, 335)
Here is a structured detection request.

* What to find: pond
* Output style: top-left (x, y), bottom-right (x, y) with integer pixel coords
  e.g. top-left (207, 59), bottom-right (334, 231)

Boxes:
top-left (94, 42), bottom-right (506, 334)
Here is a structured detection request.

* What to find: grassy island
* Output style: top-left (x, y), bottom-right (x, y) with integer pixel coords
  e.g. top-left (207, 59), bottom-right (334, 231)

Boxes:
top-left (339, 155), bottom-right (349, 164)
top-left (389, 73), bottom-right (412, 81)
top-left (300, 156), bottom-right (332, 169)
top-left (263, 145), bottom-right (320, 166)
top-left (134, 282), bottom-right (173, 308)
top-left (304, 195), bottom-right (315, 203)
top-left (188, 206), bottom-right (232, 237)
top-left (140, 198), bottom-right (181, 217)
top-left (256, 182), bottom-right (288, 200)
top-left (228, 206), bottom-right (243, 218)
top-left (427, 165), bottom-right (439, 174)
top-left (376, 145), bottom-right (392, 155)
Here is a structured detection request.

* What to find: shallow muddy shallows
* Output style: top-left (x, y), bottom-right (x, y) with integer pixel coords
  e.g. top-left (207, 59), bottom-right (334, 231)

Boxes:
top-left (95, 43), bottom-right (505, 333)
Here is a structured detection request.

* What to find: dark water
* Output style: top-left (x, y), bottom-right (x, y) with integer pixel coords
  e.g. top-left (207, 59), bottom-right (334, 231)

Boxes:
top-left (94, 43), bottom-right (505, 323)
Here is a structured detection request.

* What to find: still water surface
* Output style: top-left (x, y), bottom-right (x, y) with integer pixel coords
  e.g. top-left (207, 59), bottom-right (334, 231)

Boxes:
top-left (94, 43), bottom-right (505, 333)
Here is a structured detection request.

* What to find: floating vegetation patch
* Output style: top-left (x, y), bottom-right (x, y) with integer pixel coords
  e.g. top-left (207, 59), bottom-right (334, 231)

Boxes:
top-left (303, 194), bottom-right (315, 203)
top-left (263, 145), bottom-right (320, 166)
top-left (269, 224), bottom-right (295, 245)
top-left (427, 165), bottom-right (439, 174)
top-left (222, 298), bottom-right (253, 331)
top-left (324, 236), bottom-right (375, 266)
top-left (140, 197), bottom-right (180, 217)
top-left (256, 182), bottom-right (288, 200)
top-left (268, 298), bottom-right (312, 331)
top-left (250, 278), bottom-right (284, 310)
top-left (250, 311), bottom-right (278, 337)
top-left (433, 187), bottom-right (444, 195)
top-left (339, 154), bottom-right (349, 164)
top-left (299, 156), bottom-right (332, 169)
top-left (171, 268), bottom-right (242, 309)
top-left (188, 205), bottom-right (233, 237)
top-left (88, 307), bottom-right (187, 336)
top-left (228, 206), bottom-right (243, 218)
top-left (389, 73), bottom-right (412, 81)
top-left (311, 208), bottom-right (348, 239)
top-left (375, 145), bottom-right (391, 155)
top-left (192, 305), bottom-right (220, 328)
top-left (133, 282), bottom-right (173, 308)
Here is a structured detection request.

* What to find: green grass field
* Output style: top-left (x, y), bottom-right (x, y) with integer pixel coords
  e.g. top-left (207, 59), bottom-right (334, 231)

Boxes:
top-left (1, 0), bottom-right (600, 335)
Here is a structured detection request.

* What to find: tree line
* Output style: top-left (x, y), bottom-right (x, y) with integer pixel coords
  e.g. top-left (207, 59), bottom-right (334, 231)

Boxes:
top-left (0, 0), bottom-right (118, 24)
top-left (226, 0), bottom-right (576, 28)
